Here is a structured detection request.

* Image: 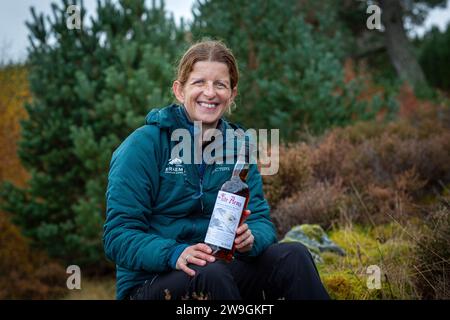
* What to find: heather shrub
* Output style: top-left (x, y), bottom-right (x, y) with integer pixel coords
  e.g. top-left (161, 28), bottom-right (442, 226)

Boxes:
top-left (307, 107), bottom-right (449, 227)
top-left (263, 143), bottom-right (312, 208)
top-left (0, 212), bottom-right (66, 299)
top-left (271, 181), bottom-right (347, 238)
top-left (374, 130), bottom-right (450, 189)
top-left (266, 103), bottom-right (449, 236)
top-left (313, 120), bottom-right (449, 189)
top-left (309, 130), bottom-right (356, 184)
top-left (346, 168), bottom-right (427, 225)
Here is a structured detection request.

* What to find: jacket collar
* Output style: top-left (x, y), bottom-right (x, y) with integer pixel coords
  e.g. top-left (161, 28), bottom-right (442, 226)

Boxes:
top-left (145, 103), bottom-right (225, 134)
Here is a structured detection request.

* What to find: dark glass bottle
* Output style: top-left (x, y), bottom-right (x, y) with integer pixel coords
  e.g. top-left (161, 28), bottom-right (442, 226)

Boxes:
top-left (204, 153), bottom-right (250, 262)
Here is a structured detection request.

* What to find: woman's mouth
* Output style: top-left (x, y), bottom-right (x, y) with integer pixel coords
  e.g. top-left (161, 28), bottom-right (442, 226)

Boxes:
top-left (197, 101), bottom-right (220, 110)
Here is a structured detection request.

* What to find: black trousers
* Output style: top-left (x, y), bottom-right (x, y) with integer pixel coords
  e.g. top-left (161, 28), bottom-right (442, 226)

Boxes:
top-left (129, 242), bottom-right (330, 300)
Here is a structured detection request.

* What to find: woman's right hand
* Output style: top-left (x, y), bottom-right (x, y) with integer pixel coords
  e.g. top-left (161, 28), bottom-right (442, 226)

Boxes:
top-left (176, 243), bottom-right (216, 276)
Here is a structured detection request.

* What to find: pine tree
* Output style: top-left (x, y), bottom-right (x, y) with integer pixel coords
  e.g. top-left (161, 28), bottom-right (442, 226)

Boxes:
top-left (419, 25), bottom-right (450, 91)
top-left (0, 0), bottom-right (185, 269)
top-left (191, 0), bottom-right (385, 140)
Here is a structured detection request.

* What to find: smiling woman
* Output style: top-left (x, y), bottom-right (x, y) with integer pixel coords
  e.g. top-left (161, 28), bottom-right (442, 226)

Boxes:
top-left (172, 42), bottom-right (238, 133)
top-left (103, 40), bottom-right (330, 301)
top-left (173, 60), bottom-right (236, 132)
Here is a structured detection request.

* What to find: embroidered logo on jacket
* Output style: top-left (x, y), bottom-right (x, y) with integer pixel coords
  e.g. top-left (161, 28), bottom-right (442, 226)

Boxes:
top-left (165, 157), bottom-right (184, 174)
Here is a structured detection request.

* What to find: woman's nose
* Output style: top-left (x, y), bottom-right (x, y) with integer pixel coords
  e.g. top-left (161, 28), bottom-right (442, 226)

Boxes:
top-left (203, 82), bottom-right (216, 97)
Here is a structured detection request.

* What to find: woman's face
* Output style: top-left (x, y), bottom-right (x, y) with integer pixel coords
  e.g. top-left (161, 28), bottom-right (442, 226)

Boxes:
top-left (173, 61), bottom-right (237, 129)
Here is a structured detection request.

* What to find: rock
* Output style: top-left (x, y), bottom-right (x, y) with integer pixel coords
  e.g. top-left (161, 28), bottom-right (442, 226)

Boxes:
top-left (280, 224), bottom-right (346, 263)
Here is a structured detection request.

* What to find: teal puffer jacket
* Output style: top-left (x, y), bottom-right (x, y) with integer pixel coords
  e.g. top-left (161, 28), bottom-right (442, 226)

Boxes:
top-left (103, 104), bottom-right (277, 299)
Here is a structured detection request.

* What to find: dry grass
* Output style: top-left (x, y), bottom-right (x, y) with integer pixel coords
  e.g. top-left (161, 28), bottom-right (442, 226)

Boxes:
top-left (62, 277), bottom-right (116, 300)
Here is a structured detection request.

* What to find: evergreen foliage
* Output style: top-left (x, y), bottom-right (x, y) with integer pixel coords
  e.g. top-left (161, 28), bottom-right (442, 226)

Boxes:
top-left (419, 24), bottom-right (450, 91)
top-left (190, 0), bottom-right (386, 140)
top-left (0, 0), bottom-right (186, 268)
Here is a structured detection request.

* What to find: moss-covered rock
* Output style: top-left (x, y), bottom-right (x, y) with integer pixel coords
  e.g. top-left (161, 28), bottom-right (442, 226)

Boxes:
top-left (322, 270), bottom-right (382, 300)
top-left (280, 224), bottom-right (345, 263)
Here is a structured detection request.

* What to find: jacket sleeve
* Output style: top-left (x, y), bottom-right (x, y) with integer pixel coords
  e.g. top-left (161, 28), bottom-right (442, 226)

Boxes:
top-left (103, 127), bottom-right (179, 272)
top-left (242, 163), bottom-right (277, 257)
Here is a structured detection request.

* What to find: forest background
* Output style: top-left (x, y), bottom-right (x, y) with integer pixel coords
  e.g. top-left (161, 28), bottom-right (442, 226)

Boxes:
top-left (0, 0), bottom-right (449, 300)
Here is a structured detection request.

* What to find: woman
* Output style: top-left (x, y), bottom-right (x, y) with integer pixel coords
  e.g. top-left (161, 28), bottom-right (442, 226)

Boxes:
top-left (103, 40), bottom-right (330, 300)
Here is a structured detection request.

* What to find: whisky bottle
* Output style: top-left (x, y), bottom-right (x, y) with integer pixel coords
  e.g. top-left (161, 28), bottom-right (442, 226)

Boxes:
top-left (204, 146), bottom-right (250, 262)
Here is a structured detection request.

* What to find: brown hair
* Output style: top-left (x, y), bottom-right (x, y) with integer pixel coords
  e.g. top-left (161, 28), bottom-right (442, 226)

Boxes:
top-left (175, 40), bottom-right (239, 90)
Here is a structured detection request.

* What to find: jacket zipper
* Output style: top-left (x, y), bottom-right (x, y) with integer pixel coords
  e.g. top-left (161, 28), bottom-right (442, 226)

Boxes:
top-left (191, 163), bottom-right (205, 214)
top-left (199, 177), bottom-right (204, 214)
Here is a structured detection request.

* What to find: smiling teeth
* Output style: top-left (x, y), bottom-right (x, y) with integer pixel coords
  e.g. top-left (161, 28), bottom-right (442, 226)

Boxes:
top-left (198, 102), bottom-right (218, 109)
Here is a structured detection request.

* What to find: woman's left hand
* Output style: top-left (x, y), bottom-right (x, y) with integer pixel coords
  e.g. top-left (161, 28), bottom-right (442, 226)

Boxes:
top-left (234, 210), bottom-right (254, 253)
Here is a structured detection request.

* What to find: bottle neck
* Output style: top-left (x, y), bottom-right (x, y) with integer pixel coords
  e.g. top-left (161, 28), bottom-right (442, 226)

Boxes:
top-left (232, 162), bottom-right (249, 182)
top-left (233, 139), bottom-right (250, 181)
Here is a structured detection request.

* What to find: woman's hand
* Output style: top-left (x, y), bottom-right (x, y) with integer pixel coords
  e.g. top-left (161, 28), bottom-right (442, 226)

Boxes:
top-left (235, 209), bottom-right (254, 253)
top-left (176, 243), bottom-right (216, 276)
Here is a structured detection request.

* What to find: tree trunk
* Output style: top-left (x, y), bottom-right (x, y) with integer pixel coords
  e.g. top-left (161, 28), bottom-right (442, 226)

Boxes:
top-left (379, 0), bottom-right (427, 89)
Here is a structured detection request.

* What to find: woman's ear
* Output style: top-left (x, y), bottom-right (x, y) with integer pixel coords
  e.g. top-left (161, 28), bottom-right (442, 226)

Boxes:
top-left (230, 86), bottom-right (238, 102)
top-left (172, 80), bottom-right (185, 104)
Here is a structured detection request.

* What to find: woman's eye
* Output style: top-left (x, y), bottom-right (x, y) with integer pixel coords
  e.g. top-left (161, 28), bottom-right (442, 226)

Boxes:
top-left (216, 83), bottom-right (227, 89)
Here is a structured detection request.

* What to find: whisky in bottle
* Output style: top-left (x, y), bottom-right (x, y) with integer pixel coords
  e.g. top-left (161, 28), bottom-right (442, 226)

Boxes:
top-left (204, 158), bottom-right (250, 262)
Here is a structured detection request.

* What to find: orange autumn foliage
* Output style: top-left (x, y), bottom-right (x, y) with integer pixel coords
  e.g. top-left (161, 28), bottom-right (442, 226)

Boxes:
top-left (396, 83), bottom-right (435, 119)
top-left (0, 65), bottom-right (30, 187)
top-left (343, 59), bottom-right (385, 100)
top-left (0, 66), bottom-right (68, 299)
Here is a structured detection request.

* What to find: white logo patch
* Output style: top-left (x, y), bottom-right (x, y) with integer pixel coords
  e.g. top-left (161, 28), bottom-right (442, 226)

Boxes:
top-left (165, 158), bottom-right (184, 174)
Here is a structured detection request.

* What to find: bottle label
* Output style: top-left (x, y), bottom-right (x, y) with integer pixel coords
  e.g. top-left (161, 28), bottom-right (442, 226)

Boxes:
top-left (204, 191), bottom-right (246, 250)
